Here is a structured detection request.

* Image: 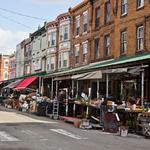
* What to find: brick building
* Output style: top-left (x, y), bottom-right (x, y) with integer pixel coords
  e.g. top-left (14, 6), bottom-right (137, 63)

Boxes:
top-left (9, 53), bottom-right (16, 79)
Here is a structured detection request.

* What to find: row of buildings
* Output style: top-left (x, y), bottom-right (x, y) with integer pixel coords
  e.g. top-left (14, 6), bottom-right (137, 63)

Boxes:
top-left (1, 0), bottom-right (150, 104)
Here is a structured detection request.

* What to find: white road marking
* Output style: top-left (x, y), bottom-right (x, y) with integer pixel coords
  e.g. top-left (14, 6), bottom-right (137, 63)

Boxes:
top-left (0, 131), bottom-right (20, 142)
top-left (50, 129), bottom-right (87, 140)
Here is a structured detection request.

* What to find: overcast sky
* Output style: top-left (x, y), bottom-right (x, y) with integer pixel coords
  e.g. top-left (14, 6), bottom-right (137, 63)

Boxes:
top-left (0, 0), bottom-right (81, 54)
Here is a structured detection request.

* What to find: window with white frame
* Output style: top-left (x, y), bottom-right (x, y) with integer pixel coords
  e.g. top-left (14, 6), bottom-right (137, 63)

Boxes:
top-left (82, 42), bottom-right (88, 63)
top-left (4, 60), bottom-right (9, 68)
top-left (48, 32), bottom-right (56, 47)
top-left (121, 30), bottom-right (127, 54)
top-left (121, 0), bottom-right (127, 16)
top-left (59, 25), bottom-right (69, 42)
top-left (83, 11), bottom-right (88, 33)
top-left (75, 45), bottom-right (80, 64)
top-left (50, 56), bottom-right (55, 70)
top-left (137, 0), bottom-right (144, 8)
top-left (137, 25), bottom-right (144, 51)
top-left (76, 16), bottom-right (80, 36)
top-left (4, 71), bottom-right (8, 80)
top-left (62, 52), bottom-right (68, 68)
top-left (36, 59), bottom-right (41, 70)
top-left (104, 35), bottom-right (110, 57)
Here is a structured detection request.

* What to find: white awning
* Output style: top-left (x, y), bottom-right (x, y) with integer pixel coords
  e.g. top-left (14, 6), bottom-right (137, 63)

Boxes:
top-left (71, 72), bottom-right (89, 80)
top-left (79, 71), bottom-right (102, 80)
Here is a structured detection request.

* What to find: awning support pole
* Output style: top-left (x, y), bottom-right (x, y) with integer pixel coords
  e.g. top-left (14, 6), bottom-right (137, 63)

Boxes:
top-left (41, 77), bottom-right (44, 96)
top-left (51, 78), bottom-right (54, 99)
top-left (56, 80), bottom-right (58, 97)
top-left (76, 80), bottom-right (79, 98)
top-left (72, 80), bottom-right (74, 98)
top-left (121, 81), bottom-right (123, 96)
top-left (106, 74), bottom-right (109, 98)
top-left (97, 80), bottom-right (100, 99)
top-left (39, 76), bottom-right (41, 95)
top-left (141, 70), bottom-right (144, 107)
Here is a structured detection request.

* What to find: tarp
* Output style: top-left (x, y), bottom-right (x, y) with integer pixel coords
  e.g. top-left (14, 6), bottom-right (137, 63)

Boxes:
top-left (54, 76), bottom-right (71, 81)
top-left (71, 73), bottom-right (89, 80)
top-left (3, 79), bottom-right (23, 89)
top-left (15, 76), bottom-right (38, 90)
top-left (79, 71), bottom-right (102, 80)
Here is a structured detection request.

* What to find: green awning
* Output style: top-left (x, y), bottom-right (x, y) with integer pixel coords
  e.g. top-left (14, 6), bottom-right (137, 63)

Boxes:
top-left (44, 53), bottom-right (150, 78)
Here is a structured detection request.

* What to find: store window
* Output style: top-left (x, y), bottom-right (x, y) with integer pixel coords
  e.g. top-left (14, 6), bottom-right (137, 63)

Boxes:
top-left (82, 42), bottom-right (88, 63)
top-left (94, 38), bottom-right (99, 60)
top-left (136, 25), bottom-right (144, 51)
top-left (105, 1), bottom-right (110, 24)
top-left (83, 11), bottom-right (88, 33)
top-left (120, 30), bottom-right (127, 54)
top-left (95, 7), bottom-right (100, 29)
top-left (76, 16), bottom-right (80, 36)
top-left (121, 0), bottom-right (127, 16)
top-left (104, 35), bottom-right (110, 57)
top-left (75, 45), bottom-right (80, 64)
top-left (137, 0), bottom-right (144, 9)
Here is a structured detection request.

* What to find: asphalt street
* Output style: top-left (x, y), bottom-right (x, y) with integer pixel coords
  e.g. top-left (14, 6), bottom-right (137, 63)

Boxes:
top-left (0, 106), bottom-right (149, 150)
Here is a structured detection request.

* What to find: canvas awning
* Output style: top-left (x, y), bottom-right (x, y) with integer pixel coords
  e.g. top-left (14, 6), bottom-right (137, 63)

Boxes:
top-left (79, 71), bottom-right (102, 80)
top-left (71, 72), bottom-right (89, 80)
top-left (3, 79), bottom-right (23, 89)
top-left (102, 68), bottom-right (128, 74)
top-left (15, 76), bottom-right (38, 90)
top-left (54, 76), bottom-right (71, 81)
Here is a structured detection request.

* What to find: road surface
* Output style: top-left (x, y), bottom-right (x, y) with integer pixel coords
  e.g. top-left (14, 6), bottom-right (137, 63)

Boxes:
top-left (0, 106), bottom-right (149, 150)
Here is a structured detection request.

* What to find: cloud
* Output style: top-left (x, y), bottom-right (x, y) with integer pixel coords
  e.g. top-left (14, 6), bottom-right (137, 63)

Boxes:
top-left (0, 27), bottom-right (28, 54)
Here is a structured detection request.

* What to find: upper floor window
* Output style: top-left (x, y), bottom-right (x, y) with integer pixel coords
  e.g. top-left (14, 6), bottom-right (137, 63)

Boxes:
top-left (4, 71), bottom-right (8, 80)
top-left (104, 35), bottom-right (110, 57)
top-left (4, 60), bottom-right (9, 68)
top-left (75, 45), bottom-right (80, 64)
top-left (82, 42), bottom-right (88, 63)
top-left (58, 54), bottom-right (61, 68)
top-left (59, 25), bottom-right (69, 42)
top-left (62, 52), bottom-right (68, 68)
top-left (94, 38), bottom-right (99, 60)
top-left (83, 11), bottom-right (88, 33)
top-left (137, 0), bottom-right (144, 9)
top-left (136, 25), bottom-right (144, 51)
top-left (50, 56), bottom-right (55, 70)
top-left (120, 30), bottom-right (127, 54)
top-left (121, 0), bottom-right (127, 16)
top-left (48, 32), bottom-right (56, 47)
top-left (95, 7), bottom-right (100, 29)
top-left (105, 1), bottom-right (110, 24)
top-left (76, 16), bottom-right (80, 36)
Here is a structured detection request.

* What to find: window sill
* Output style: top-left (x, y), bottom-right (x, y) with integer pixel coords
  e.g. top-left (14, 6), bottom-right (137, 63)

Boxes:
top-left (120, 13), bottom-right (127, 18)
top-left (136, 6), bottom-right (144, 11)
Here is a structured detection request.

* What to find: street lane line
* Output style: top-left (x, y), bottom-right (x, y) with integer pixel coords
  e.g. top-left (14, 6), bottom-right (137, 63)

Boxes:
top-left (0, 131), bottom-right (20, 142)
top-left (50, 129), bottom-right (87, 140)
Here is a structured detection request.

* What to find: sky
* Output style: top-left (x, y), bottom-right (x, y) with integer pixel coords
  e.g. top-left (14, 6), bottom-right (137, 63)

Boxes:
top-left (0, 0), bottom-right (81, 54)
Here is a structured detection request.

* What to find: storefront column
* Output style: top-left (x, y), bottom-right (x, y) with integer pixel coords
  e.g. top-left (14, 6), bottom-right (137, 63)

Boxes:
top-left (106, 74), bottom-right (109, 98)
top-left (97, 80), bottom-right (100, 99)
top-left (51, 78), bottom-right (54, 99)
top-left (141, 70), bottom-right (144, 107)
